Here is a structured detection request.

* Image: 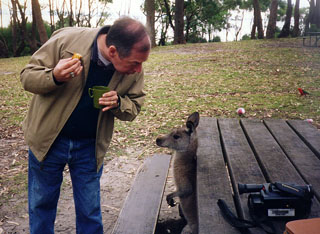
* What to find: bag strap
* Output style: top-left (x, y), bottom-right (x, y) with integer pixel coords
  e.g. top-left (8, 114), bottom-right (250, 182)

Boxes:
top-left (217, 199), bottom-right (256, 232)
top-left (217, 199), bottom-right (276, 234)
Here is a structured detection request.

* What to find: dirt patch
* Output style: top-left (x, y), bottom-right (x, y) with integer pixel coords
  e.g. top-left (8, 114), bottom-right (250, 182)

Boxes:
top-left (0, 127), bottom-right (185, 234)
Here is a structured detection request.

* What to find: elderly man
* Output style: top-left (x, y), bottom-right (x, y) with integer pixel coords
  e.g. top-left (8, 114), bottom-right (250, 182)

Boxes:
top-left (20, 17), bottom-right (151, 234)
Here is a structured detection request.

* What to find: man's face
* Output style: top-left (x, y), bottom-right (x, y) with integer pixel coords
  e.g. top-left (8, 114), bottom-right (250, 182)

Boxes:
top-left (112, 47), bottom-right (150, 75)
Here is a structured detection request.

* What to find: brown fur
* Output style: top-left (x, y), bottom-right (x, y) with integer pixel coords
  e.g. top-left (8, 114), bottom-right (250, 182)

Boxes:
top-left (156, 112), bottom-right (199, 234)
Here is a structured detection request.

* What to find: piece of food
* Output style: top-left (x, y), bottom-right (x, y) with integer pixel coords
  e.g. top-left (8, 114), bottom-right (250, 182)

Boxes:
top-left (72, 53), bottom-right (82, 59)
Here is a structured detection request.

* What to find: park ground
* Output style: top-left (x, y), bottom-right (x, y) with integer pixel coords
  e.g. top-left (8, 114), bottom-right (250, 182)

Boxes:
top-left (0, 38), bottom-right (319, 233)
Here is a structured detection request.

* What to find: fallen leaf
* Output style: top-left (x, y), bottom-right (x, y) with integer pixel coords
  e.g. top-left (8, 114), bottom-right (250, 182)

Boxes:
top-left (6, 221), bottom-right (19, 226)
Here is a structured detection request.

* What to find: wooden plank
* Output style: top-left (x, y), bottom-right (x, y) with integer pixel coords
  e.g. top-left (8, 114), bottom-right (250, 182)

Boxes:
top-left (241, 119), bottom-right (305, 183)
top-left (197, 117), bottom-right (238, 234)
top-left (218, 118), bottom-right (265, 234)
top-left (287, 120), bottom-right (320, 159)
top-left (112, 154), bottom-right (171, 234)
top-left (241, 119), bottom-right (320, 219)
top-left (264, 120), bottom-right (320, 204)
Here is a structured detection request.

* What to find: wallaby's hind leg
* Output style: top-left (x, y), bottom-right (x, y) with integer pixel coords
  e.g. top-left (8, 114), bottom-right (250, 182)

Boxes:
top-left (181, 224), bottom-right (193, 234)
top-left (180, 195), bottom-right (198, 234)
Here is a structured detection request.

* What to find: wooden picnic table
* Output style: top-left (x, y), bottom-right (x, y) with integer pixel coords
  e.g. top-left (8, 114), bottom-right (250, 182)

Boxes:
top-left (197, 118), bottom-right (320, 234)
top-left (303, 32), bottom-right (320, 47)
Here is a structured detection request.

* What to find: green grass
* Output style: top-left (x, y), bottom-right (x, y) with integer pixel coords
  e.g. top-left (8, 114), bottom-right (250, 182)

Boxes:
top-left (124, 38), bottom-right (320, 156)
top-left (0, 56), bottom-right (33, 126)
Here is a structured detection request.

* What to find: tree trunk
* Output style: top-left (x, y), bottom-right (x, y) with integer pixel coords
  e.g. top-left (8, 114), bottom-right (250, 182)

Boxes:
top-left (309, 0), bottom-right (316, 25)
top-left (75, 0), bottom-right (82, 26)
top-left (14, 1), bottom-right (26, 56)
top-left (0, 0), bottom-right (3, 28)
top-left (266, 0), bottom-right (278, 39)
top-left (292, 0), bottom-right (300, 37)
top-left (235, 11), bottom-right (245, 41)
top-left (32, 0), bottom-right (48, 44)
top-left (146, 0), bottom-right (156, 47)
top-left (57, 0), bottom-right (66, 28)
top-left (316, 0), bottom-right (320, 28)
top-left (251, 0), bottom-right (264, 39)
top-left (0, 34), bottom-right (9, 57)
top-left (251, 13), bottom-right (256, 39)
top-left (163, 0), bottom-right (174, 30)
top-left (69, 0), bottom-right (73, 26)
top-left (86, 0), bottom-right (92, 27)
top-left (255, 0), bottom-right (264, 38)
top-left (10, 0), bottom-right (18, 55)
top-left (158, 19), bottom-right (169, 46)
top-left (307, 0), bottom-right (315, 31)
top-left (174, 0), bottom-right (185, 44)
top-left (48, 0), bottom-right (55, 33)
top-left (279, 0), bottom-right (292, 38)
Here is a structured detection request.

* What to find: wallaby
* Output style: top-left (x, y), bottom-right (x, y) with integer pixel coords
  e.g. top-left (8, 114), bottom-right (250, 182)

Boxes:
top-left (156, 112), bottom-right (199, 234)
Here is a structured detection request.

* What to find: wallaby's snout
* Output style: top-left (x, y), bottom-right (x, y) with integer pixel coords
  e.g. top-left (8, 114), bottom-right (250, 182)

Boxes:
top-left (155, 137), bottom-right (163, 146)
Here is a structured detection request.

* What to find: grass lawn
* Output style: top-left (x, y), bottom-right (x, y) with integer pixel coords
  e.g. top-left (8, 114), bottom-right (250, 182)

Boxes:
top-left (0, 37), bottom-right (319, 199)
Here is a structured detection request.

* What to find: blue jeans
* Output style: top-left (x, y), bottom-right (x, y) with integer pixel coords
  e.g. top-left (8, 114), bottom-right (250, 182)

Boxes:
top-left (28, 136), bottom-right (103, 234)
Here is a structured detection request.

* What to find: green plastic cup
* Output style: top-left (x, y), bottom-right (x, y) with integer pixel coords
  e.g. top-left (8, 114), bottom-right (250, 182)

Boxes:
top-left (88, 86), bottom-right (110, 109)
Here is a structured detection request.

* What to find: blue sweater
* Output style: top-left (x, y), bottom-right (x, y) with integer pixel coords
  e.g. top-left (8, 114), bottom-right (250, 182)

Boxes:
top-left (60, 27), bottom-right (115, 139)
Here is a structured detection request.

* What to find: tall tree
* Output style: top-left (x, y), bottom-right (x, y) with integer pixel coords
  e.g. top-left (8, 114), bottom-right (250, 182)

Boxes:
top-left (155, 0), bottom-right (173, 45)
top-left (0, 0), bottom-right (3, 28)
top-left (48, 0), bottom-right (55, 33)
top-left (305, 0), bottom-right (315, 31)
top-left (146, 0), bottom-right (156, 47)
top-left (316, 0), bottom-right (320, 28)
top-left (174, 0), bottom-right (185, 44)
top-left (292, 0), bottom-right (300, 37)
top-left (266, 0), bottom-right (278, 38)
top-left (278, 0), bottom-right (293, 38)
top-left (68, 0), bottom-right (74, 26)
top-left (30, 5), bottom-right (39, 53)
top-left (10, 0), bottom-right (32, 56)
top-left (235, 10), bottom-right (245, 41)
top-left (75, 0), bottom-right (83, 26)
top-left (56, 0), bottom-right (66, 28)
top-left (10, 0), bottom-right (18, 55)
top-left (251, 0), bottom-right (264, 39)
top-left (32, 0), bottom-right (48, 44)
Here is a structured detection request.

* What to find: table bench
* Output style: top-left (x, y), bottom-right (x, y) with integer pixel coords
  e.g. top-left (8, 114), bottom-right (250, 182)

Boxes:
top-left (197, 118), bottom-right (320, 234)
top-left (111, 154), bottom-right (171, 234)
top-left (303, 32), bottom-right (320, 47)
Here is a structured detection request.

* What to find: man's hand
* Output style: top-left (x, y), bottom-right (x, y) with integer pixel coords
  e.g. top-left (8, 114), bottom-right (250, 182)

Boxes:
top-left (99, 91), bottom-right (119, 112)
top-left (53, 57), bottom-right (83, 82)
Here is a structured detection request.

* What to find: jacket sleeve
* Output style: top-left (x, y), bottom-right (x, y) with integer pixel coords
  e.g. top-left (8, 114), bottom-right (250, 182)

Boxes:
top-left (20, 31), bottom-right (65, 95)
top-left (111, 71), bottom-right (146, 122)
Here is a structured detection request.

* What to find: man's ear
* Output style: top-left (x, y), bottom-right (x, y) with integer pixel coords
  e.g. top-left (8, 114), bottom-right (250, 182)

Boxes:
top-left (108, 45), bottom-right (117, 58)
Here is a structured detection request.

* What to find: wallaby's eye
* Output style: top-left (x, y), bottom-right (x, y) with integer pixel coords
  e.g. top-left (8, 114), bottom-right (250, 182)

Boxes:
top-left (173, 134), bottom-right (180, 140)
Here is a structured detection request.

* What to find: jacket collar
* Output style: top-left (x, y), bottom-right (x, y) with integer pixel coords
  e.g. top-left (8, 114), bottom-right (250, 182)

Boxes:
top-left (91, 26), bottom-right (114, 70)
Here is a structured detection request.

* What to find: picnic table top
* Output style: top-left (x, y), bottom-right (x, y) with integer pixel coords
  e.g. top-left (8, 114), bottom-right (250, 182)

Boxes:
top-left (306, 32), bottom-right (320, 36)
top-left (196, 117), bottom-right (320, 234)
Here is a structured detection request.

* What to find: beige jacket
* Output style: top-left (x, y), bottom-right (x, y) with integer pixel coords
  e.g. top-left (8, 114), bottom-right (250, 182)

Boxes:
top-left (20, 27), bottom-right (146, 171)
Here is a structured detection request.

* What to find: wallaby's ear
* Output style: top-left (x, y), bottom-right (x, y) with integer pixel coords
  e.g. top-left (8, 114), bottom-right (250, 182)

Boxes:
top-left (186, 112), bottom-right (200, 134)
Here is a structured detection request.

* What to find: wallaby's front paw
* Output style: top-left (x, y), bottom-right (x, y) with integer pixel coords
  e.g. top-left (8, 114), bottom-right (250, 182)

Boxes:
top-left (166, 194), bottom-right (176, 207)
